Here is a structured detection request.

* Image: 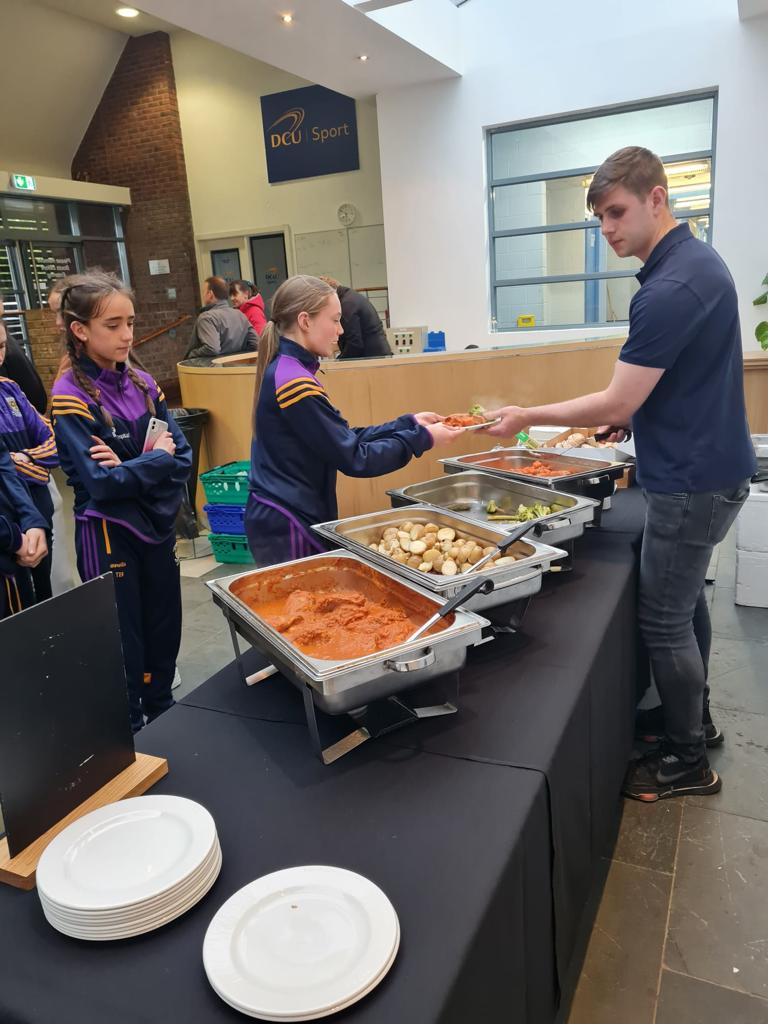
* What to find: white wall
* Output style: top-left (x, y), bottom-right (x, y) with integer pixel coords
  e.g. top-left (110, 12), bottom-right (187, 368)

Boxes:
top-left (376, 0), bottom-right (768, 351)
top-left (170, 30), bottom-right (386, 285)
top-left (0, 0), bottom-right (125, 178)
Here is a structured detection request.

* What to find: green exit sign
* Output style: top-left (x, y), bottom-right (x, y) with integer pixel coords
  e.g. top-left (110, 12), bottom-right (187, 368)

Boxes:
top-left (11, 174), bottom-right (36, 191)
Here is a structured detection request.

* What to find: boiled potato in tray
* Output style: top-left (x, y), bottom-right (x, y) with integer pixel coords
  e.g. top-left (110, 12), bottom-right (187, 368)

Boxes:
top-left (367, 521), bottom-right (519, 577)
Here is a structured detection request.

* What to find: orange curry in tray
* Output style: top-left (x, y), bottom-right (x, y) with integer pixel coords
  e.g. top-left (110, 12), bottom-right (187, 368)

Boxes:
top-left (231, 560), bottom-right (452, 661)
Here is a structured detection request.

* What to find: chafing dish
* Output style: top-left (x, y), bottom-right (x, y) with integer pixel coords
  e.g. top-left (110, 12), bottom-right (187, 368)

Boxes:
top-left (207, 552), bottom-right (488, 717)
top-left (312, 505), bottom-right (566, 626)
top-left (387, 471), bottom-right (598, 547)
top-left (440, 446), bottom-right (626, 513)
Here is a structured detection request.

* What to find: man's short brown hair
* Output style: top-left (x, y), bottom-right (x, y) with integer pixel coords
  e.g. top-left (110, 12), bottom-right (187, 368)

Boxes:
top-left (205, 276), bottom-right (229, 301)
top-left (586, 146), bottom-right (668, 212)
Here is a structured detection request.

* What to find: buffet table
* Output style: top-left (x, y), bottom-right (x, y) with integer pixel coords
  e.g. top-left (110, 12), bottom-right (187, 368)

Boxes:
top-left (0, 494), bottom-right (646, 1024)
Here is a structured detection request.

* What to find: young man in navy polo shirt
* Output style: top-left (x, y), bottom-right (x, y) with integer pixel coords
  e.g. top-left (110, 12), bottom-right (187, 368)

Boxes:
top-left (488, 146), bottom-right (756, 802)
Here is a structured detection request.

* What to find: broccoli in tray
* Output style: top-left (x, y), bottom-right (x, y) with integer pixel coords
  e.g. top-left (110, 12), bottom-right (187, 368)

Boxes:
top-left (486, 500), bottom-right (554, 522)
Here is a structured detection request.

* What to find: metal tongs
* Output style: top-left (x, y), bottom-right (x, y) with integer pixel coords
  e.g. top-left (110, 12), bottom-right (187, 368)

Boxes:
top-left (462, 519), bottom-right (536, 577)
top-left (594, 426), bottom-right (633, 443)
top-left (405, 576), bottom-right (495, 644)
top-left (404, 519), bottom-right (537, 644)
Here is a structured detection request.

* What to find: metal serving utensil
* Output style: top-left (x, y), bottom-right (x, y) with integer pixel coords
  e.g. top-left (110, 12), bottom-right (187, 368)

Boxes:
top-left (462, 519), bottom-right (536, 577)
top-left (405, 576), bottom-right (495, 644)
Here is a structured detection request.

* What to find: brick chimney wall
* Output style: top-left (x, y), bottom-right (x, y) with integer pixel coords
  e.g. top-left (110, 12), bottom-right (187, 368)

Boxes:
top-left (71, 32), bottom-right (198, 389)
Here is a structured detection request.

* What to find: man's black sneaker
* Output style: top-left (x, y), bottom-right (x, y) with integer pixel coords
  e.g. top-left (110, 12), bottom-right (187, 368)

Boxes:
top-left (623, 750), bottom-right (721, 802)
top-left (703, 704), bottom-right (724, 747)
top-left (634, 705), bottom-right (724, 748)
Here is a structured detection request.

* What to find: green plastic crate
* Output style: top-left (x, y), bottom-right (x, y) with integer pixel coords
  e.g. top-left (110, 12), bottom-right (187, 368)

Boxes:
top-left (208, 532), bottom-right (254, 564)
top-left (200, 461), bottom-right (250, 505)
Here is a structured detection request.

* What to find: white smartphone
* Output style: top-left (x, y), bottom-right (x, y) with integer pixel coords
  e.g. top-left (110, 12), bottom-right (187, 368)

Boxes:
top-left (142, 417), bottom-right (168, 453)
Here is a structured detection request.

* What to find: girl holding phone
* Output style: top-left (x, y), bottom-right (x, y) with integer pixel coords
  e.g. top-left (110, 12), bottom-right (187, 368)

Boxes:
top-left (51, 271), bottom-right (191, 732)
top-left (246, 275), bottom-right (461, 566)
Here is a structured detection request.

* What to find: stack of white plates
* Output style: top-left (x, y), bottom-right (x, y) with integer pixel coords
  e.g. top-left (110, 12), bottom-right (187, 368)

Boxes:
top-left (204, 865), bottom-right (400, 1021)
top-left (36, 795), bottom-right (221, 940)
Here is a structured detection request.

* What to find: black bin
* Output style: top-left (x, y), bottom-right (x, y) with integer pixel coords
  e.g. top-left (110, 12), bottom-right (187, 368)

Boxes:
top-left (169, 407), bottom-right (209, 539)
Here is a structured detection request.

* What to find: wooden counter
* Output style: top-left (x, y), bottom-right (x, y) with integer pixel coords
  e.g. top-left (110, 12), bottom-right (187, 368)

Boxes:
top-left (179, 340), bottom-right (768, 519)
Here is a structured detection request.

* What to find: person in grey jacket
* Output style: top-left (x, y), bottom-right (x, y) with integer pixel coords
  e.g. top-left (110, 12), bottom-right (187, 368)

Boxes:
top-left (185, 276), bottom-right (258, 360)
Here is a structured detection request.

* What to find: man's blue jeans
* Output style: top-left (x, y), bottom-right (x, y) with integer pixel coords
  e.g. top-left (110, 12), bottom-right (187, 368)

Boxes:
top-left (639, 482), bottom-right (751, 761)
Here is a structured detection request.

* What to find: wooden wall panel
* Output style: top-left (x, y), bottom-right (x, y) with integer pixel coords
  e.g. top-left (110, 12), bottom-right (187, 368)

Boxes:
top-left (180, 342), bottom-right (768, 520)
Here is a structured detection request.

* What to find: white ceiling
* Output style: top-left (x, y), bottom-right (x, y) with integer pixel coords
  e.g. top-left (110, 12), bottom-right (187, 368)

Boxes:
top-left (37, 0), bottom-right (177, 34)
top-left (117, 0), bottom-right (462, 97)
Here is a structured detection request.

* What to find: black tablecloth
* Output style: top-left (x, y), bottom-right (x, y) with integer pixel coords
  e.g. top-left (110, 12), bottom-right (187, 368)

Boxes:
top-left (0, 705), bottom-right (556, 1024)
top-left (599, 483), bottom-right (646, 540)
top-left (181, 508), bottom-right (642, 993)
top-left (0, 490), bottom-right (647, 1024)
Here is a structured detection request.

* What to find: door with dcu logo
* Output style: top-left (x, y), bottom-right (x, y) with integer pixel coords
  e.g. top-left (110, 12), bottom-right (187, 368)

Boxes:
top-left (249, 233), bottom-right (288, 313)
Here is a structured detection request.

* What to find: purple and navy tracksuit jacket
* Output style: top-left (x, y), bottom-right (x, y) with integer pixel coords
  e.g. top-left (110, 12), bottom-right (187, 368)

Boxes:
top-left (51, 357), bottom-right (192, 544)
top-left (0, 439), bottom-right (47, 580)
top-left (246, 337), bottom-right (432, 564)
top-left (0, 376), bottom-right (58, 527)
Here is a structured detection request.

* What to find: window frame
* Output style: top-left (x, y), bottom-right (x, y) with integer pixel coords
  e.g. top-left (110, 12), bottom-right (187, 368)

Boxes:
top-left (487, 90), bottom-right (718, 333)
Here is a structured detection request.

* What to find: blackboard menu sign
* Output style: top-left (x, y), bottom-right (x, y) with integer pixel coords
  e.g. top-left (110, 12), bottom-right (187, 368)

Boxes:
top-left (0, 575), bottom-right (135, 857)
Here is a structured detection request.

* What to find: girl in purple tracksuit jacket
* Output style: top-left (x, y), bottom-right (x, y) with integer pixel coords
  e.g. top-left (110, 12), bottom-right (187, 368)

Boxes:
top-left (51, 272), bottom-right (191, 732)
top-left (246, 275), bottom-right (460, 567)
top-left (0, 318), bottom-right (58, 601)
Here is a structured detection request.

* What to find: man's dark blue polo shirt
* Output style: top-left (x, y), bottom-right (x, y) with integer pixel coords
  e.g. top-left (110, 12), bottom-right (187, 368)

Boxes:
top-left (619, 223), bottom-right (756, 493)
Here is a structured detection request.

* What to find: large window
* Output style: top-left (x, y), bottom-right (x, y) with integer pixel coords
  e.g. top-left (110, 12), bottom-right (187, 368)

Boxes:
top-left (487, 94), bottom-right (716, 332)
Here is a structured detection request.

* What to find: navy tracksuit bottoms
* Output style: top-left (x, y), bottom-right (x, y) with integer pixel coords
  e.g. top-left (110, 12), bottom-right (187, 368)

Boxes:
top-left (75, 516), bottom-right (181, 733)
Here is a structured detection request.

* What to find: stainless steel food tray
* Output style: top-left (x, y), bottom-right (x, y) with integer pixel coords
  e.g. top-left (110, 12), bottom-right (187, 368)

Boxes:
top-left (547, 444), bottom-right (635, 465)
top-left (207, 551), bottom-right (488, 716)
top-left (312, 505), bottom-right (566, 615)
top-left (440, 447), bottom-right (625, 512)
top-left (387, 472), bottom-right (598, 546)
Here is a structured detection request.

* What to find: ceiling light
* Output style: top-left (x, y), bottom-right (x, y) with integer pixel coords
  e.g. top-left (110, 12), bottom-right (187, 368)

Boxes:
top-left (116, 6), bottom-right (140, 16)
top-left (359, 54), bottom-right (369, 61)
top-left (675, 198), bottom-right (710, 209)
top-left (281, 13), bottom-right (293, 23)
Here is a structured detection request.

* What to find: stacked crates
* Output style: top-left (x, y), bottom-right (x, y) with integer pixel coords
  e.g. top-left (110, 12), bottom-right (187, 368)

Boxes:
top-left (200, 461), bottom-right (254, 564)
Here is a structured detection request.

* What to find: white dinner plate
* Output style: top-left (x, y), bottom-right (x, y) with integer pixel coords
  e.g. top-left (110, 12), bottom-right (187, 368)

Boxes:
top-left (459, 417), bottom-right (501, 432)
top-left (37, 796), bottom-right (217, 911)
top-left (43, 847), bottom-right (223, 940)
top-left (203, 866), bottom-right (399, 1021)
top-left (40, 838), bottom-right (221, 924)
top-left (210, 922), bottom-right (400, 1021)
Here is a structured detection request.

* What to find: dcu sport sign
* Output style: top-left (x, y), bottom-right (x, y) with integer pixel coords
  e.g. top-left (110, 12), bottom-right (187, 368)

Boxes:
top-left (260, 85), bottom-right (359, 184)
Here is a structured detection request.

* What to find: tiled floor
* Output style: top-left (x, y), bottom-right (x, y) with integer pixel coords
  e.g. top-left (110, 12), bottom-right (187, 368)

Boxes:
top-left (568, 535), bottom-right (768, 1024)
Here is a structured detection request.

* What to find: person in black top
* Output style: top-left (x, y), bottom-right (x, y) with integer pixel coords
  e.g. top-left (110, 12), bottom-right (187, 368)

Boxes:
top-left (319, 277), bottom-right (392, 359)
top-left (487, 147), bottom-right (755, 803)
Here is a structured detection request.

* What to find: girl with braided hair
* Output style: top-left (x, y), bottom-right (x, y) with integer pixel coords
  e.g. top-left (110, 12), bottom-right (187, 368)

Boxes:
top-left (51, 271), bottom-right (192, 732)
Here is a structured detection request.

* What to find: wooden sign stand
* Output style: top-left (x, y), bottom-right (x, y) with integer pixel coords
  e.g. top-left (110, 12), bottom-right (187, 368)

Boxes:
top-left (0, 753), bottom-right (168, 891)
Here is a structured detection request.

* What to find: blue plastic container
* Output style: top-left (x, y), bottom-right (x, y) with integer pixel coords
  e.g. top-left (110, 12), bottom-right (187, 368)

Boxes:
top-left (204, 503), bottom-right (247, 534)
top-left (424, 330), bottom-right (446, 352)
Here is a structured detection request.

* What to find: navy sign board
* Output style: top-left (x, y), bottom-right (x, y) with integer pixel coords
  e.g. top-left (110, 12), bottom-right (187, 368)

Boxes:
top-left (261, 85), bottom-right (359, 184)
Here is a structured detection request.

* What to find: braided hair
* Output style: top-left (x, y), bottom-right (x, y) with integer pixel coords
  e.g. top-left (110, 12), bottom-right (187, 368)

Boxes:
top-left (60, 271), bottom-right (156, 428)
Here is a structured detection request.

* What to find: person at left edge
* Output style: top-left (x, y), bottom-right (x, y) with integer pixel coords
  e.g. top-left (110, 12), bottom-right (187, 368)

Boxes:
top-left (0, 439), bottom-right (48, 619)
top-left (51, 272), bottom-right (192, 733)
top-left (246, 274), bottom-right (462, 567)
top-left (0, 317), bottom-right (58, 602)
